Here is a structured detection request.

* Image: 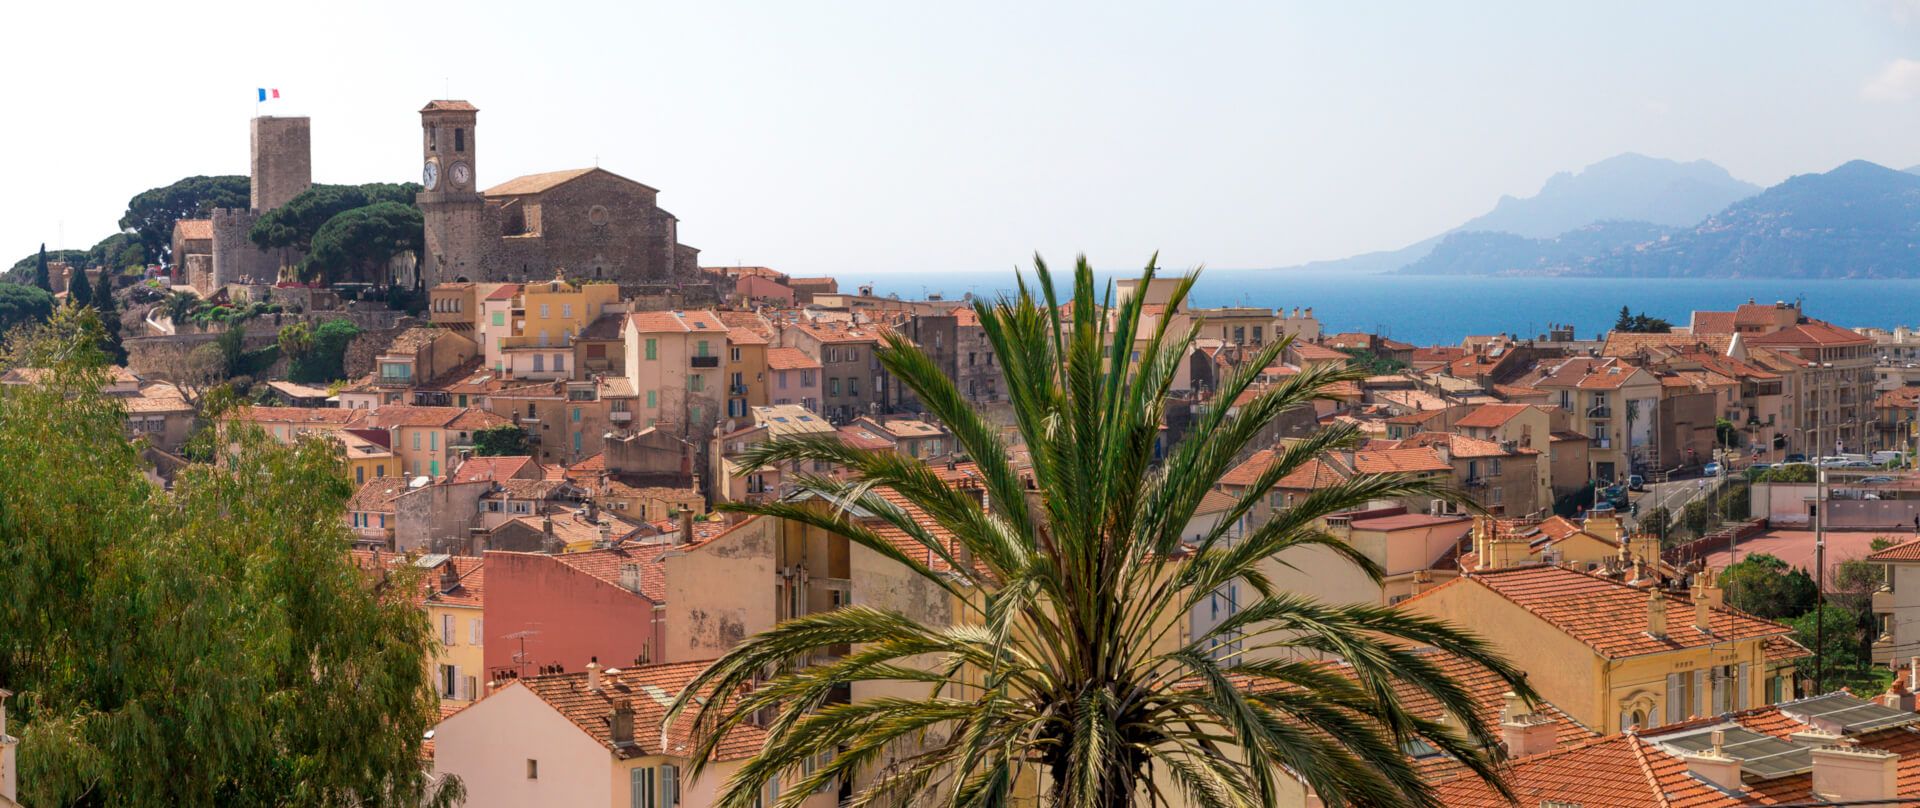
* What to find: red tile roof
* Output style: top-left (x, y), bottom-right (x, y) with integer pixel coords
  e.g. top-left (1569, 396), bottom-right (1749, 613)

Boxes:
top-left (450, 455), bottom-right (536, 484)
top-left (548, 540), bottom-right (675, 602)
top-left (1353, 446), bottom-right (1453, 474)
top-left (1745, 320), bottom-right (1872, 348)
top-left (1869, 536), bottom-right (1920, 562)
top-left (626, 310), bottom-right (730, 334)
top-left (765, 347), bottom-right (821, 371)
top-left (1452, 403), bottom-right (1532, 429)
top-left (1408, 565), bottom-right (1794, 660)
top-left (1218, 449), bottom-right (1354, 489)
top-left (174, 218), bottom-right (212, 240)
top-left (226, 406), bottom-right (369, 426)
top-left (513, 659), bottom-right (768, 761)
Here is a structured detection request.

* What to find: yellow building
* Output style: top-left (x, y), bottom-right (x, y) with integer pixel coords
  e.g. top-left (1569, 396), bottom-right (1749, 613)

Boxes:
top-left (351, 552), bottom-right (486, 707)
top-left (493, 274), bottom-right (622, 380)
top-left (1399, 563), bottom-right (1804, 734)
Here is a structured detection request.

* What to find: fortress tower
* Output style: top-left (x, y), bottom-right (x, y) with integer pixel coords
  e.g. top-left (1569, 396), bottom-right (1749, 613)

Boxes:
top-left (250, 116), bottom-right (312, 211)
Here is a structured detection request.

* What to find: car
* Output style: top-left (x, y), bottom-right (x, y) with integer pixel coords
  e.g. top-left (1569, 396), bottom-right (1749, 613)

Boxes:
top-left (1872, 450), bottom-right (1907, 466)
top-left (1628, 474), bottom-right (1645, 491)
top-left (1703, 462), bottom-right (1721, 477)
top-left (1841, 460), bottom-right (1875, 468)
top-left (1786, 453), bottom-right (1808, 463)
top-left (1858, 476), bottom-right (1895, 485)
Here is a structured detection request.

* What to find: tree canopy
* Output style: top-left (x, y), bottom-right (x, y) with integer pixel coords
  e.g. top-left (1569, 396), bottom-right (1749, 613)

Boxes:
top-left (0, 283), bottom-right (54, 334)
top-left (672, 257), bottom-right (1534, 808)
top-left (305, 202), bottom-right (425, 285)
top-left (249, 183), bottom-right (421, 255)
top-left (1717, 553), bottom-right (1817, 620)
top-left (119, 175), bottom-right (251, 264)
top-left (471, 424), bottom-right (531, 457)
top-left (1613, 306), bottom-right (1674, 333)
top-left (285, 319), bottom-right (363, 384)
top-left (0, 307), bottom-right (460, 806)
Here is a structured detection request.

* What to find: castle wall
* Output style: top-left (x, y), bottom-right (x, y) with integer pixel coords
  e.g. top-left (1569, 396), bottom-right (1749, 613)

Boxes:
top-left (208, 208), bottom-right (291, 292)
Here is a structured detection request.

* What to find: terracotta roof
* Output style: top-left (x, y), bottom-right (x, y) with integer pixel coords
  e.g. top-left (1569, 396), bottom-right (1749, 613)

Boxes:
top-left (450, 455), bottom-right (536, 484)
top-left (421, 99), bottom-right (478, 112)
top-left (1218, 449), bottom-right (1354, 490)
top-left (1347, 513), bottom-right (1472, 532)
top-left (348, 476), bottom-right (413, 512)
top-left (483, 167), bottom-right (609, 197)
top-left (764, 347), bottom-right (820, 371)
top-left (1691, 310), bottom-right (1738, 334)
top-left (424, 555), bottom-right (485, 609)
top-left (226, 406), bottom-right (368, 426)
top-left (626, 310), bottom-right (730, 334)
top-left (1399, 431), bottom-right (1534, 458)
top-left (1292, 343), bottom-right (1351, 362)
top-left (545, 537), bottom-right (673, 601)
top-left (1746, 320), bottom-right (1873, 348)
top-left (484, 284), bottom-right (523, 301)
top-left (1353, 446), bottom-right (1453, 474)
top-left (447, 409), bottom-right (510, 431)
top-left (836, 424), bottom-right (895, 451)
top-left (1452, 403), bottom-right (1532, 429)
top-left (1410, 565), bottom-right (1793, 659)
top-left (513, 659), bottom-right (767, 761)
top-left (1194, 488), bottom-right (1240, 515)
top-left (791, 321), bottom-right (883, 344)
top-left (1869, 537), bottom-right (1920, 562)
top-left (1876, 387), bottom-right (1920, 411)
top-left (1601, 332), bottom-right (1735, 357)
top-left (173, 218), bottom-right (212, 240)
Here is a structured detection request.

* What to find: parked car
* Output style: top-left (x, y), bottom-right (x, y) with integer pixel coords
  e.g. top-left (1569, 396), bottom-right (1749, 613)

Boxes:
top-left (1858, 476), bottom-right (1895, 485)
top-left (1703, 462), bottom-right (1721, 477)
top-left (1628, 474), bottom-right (1645, 491)
top-left (1872, 450), bottom-right (1907, 466)
top-left (1785, 453), bottom-right (1808, 463)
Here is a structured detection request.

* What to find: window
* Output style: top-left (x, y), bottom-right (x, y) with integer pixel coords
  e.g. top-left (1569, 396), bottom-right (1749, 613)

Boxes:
top-left (778, 371), bottom-right (788, 389)
top-left (455, 127), bottom-right (465, 151)
top-left (355, 466), bottom-right (365, 484)
top-left (532, 354), bottom-right (545, 372)
top-left (471, 618), bottom-right (483, 645)
top-left (430, 431), bottom-right (438, 451)
top-left (441, 614), bottom-right (455, 646)
top-left (697, 340), bottom-right (710, 357)
top-left (691, 405), bottom-right (703, 424)
top-left (561, 303), bottom-right (572, 319)
top-left (554, 353), bottom-right (566, 372)
top-left (829, 378), bottom-right (841, 396)
top-left (380, 362), bottom-right (412, 383)
top-left (492, 312), bottom-right (505, 327)
top-left (573, 431), bottom-right (582, 452)
top-left (646, 338), bottom-right (658, 360)
top-left (413, 431), bottom-right (422, 450)
top-left (662, 764), bottom-right (680, 806)
top-left (647, 390), bottom-right (657, 409)
top-left (571, 407), bottom-right (582, 423)
top-left (730, 347), bottom-right (741, 361)
top-left (631, 767), bottom-right (656, 808)
top-left (690, 375), bottom-right (704, 393)
top-left (539, 304), bottom-right (551, 319)
top-left (527, 759), bottom-right (538, 780)
top-left (848, 377), bottom-right (858, 396)
top-left (430, 459), bottom-right (439, 476)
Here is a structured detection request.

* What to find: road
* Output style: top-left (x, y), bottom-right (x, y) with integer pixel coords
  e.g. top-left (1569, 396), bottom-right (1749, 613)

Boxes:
top-left (1623, 472), bottom-right (1727, 536)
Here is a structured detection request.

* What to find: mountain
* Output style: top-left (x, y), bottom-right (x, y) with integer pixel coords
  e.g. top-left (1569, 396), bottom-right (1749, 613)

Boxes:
top-left (1396, 160), bottom-right (1920, 278)
top-left (1276, 153), bottom-right (1758, 274)
top-left (1454, 153), bottom-right (1759, 238)
top-left (1397, 220), bottom-right (1676, 276)
top-left (1583, 160), bottom-right (1920, 278)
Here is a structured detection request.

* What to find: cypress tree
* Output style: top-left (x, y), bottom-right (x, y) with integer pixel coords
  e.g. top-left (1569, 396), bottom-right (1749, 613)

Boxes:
top-left (93, 269), bottom-right (124, 363)
top-left (68, 266), bottom-right (92, 307)
top-left (33, 243), bottom-right (50, 291)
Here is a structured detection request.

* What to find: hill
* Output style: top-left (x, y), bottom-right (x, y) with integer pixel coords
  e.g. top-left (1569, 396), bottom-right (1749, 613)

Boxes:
top-left (1397, 221), bottom-right (1676, 276)
top-left (1278, 153), bottom-right (1757, 274)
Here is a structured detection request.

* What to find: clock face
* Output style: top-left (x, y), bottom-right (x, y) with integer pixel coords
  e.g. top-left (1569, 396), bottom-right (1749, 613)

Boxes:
top-left (451, 162), bottom-right (472, 188)
top-left (423, 161), bottom-right (440, 191)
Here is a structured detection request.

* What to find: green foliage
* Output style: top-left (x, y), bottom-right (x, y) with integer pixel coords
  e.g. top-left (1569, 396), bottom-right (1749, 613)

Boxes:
top-left (1718, 554), bottom-right (1818, 620)
top-left (1715, 417), bottom-right (1740, 446)
top-left (33, 243), bottom-right (49, 290)
top-left (1639, 504), bottom-right (1674, 544)
top-left (1789, 604), bottom-right (1886, 694)
top-left (306, 202), bottom-right (424, 285)
top-left (217, 321), bottom-right (247, 373)
top-left (0, 283), bottom-right (54, 334)
top-left (119, 174), bottom-right (251, 264)
top-left (1754, 463), bottom-right (1816, 483)
top-left (7, 247), bottom-right (87, 287)
top-left (674, 257), bottom-right (1535, 807)
top-left (287, 320), bottom-right (362, 384)
top-left (86, 231), bottom-right (147, 272)
top-left (67, 266), bottom-right (92, 307)
top-left (0, 319), bottom-right (461, 805)
top-left (471, 424), bottom-right (531, 457)
top-left (249, 183), bottom-right (421, 254)
top-left (1613, 306), bottom-right (1674, 333)
top-left (1338, 347), bottom-right (1408, 374)
top-left (91, 268), bottom-right (125, 364)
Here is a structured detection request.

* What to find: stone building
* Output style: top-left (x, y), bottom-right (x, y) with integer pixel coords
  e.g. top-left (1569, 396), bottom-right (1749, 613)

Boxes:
top-left (414, 100), bottom-right (723, 304)
top-left (172, 115), bottom-right (312, 295)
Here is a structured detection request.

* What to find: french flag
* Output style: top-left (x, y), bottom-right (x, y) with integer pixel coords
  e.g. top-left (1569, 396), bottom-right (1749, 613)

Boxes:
top-left (257, 88), bottom-right (280, 102)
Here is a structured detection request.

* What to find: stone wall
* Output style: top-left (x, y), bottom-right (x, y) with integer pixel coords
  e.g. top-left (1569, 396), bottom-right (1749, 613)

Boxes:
top-left (250, 116), bottom-right (312, 212)
top-left (208, 208), bottom-right (285, 292)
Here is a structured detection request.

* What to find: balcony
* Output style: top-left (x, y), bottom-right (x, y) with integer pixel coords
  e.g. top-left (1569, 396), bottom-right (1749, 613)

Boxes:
top-left (1591, 437), bottom-right (1613, 449)
top-left (1874, 587), bottom-right (1894, 614)
top-left (690, 355), bottom-right (720, 369)
top-left (728, 382), bottom-right (748, 396)
top-left (1586, 406), bottom-right (1613, 419)
top-left (610, 410), bottom-right (633, 423)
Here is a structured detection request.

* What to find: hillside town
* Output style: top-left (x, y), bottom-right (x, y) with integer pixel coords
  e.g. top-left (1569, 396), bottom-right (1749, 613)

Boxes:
top-left (11, 99), bottom-right (1920, 808)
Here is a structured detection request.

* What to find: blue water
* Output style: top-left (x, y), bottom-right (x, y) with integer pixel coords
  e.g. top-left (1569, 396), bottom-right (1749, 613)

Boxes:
top-left (855, 269), bottom-right (1920, 346)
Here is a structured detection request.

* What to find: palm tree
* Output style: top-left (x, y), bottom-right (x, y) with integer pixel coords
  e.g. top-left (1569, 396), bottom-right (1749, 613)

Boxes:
top-left (668, 257), bottom-right (1535, 808)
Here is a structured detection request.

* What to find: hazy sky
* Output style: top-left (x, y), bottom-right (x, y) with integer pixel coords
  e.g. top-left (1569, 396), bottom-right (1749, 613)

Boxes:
top-left (5, 1), bottom-right (1919, 275)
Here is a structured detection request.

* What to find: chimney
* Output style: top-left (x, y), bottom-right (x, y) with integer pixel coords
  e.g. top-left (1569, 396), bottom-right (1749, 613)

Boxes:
top-left (440, 560), bottom-right (460, 593)
top-left (610, 697), bottom-right (636, 746)
top-left (1812, 745), bottom-right (1899, 802)
top-left (1693, 585), bottom-right (1713, 633)
top-left (542, 514), bottom-right (554, 540)
top-left (585, 657), bottom-right (603, 692)
top-left (1880, 674), bottom-right (1916, 713)
top-left (678, 510), bottom-right (694, 546)
top-left (1501, 712), bottom-right (1558, 758)
top-left (1682, 730), bottom-right (1744, 792)
top-left (619, 562), bottom-right (643, 595)
top-left (598, 519), bottom-right (612, 546)
top-left (1646, 590), bottom-right (1668, 639)
top-left (1910, 656), bottom-right (1918, 693)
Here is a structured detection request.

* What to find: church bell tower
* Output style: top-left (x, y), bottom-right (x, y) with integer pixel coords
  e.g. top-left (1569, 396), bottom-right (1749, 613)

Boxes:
top-left (417, 100), bottom-right (484, 287)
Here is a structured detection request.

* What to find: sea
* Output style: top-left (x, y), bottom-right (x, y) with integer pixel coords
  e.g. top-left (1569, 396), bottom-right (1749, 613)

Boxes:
top-left (855, 269), bottom-right (1920, 347)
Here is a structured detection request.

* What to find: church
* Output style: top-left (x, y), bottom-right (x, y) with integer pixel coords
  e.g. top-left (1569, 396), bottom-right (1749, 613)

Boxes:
top-left (415, 100), bottom-right (723, 304)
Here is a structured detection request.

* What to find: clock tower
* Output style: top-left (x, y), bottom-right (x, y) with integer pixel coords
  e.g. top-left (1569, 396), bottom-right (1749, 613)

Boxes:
top-left (417, 100), bottom-right (484, 287)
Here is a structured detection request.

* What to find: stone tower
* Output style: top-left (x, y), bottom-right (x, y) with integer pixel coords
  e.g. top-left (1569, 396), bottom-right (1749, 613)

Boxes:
top-left (417, 100), bottom-right (485, 288)
top-left (250, 116), bottom-right (312, 211)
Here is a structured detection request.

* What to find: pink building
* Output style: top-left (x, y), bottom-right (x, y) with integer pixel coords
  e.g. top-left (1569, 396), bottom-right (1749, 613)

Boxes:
top-left (482, 544), bottom-right (671, 680)
top-left (766, 346), bottom-right (822, 412)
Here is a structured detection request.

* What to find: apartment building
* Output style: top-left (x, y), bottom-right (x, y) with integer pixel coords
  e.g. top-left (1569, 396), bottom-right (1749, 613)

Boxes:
top-left (621, 310), bottom-right (730, 442)
top-left (783, 320), bottom-right (888, 423)
top-left (1530, 357), bottom-right (1661, 483)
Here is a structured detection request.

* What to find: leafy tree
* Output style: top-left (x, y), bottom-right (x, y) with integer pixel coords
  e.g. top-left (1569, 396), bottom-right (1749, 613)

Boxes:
top-left (1338, 347), bottom-right (1408, 374)
top-left (279, 320), bottom-right (315, 363)
top-left (6, 247), bottom-right (88, 287)
top-left (0, 283), bottom-right (54, 334)
top-left (1715, 417), bottom-right (1740, 447)
top-left (1755, 463), bottom-right (1816, 483)
top-left (119, 174), bottom-right (250, 264)
top-left (1717, 553), bottom-right (1818, 620)
top-left (471, 424), bottom-right (532, 456)
top-left (1639, 504), bottom-right (1673, 544)
top-left (86, 231), bottom-right (147, 272)
top-left (287, 319), bottom-right (362, 384)
top-left (670, 257), bottom-right (1536, 807)
top-left (217, 321), bottom-right (248, 375)
top-left (305, 202), bottom-right (424, 285)
top-left (1789, 604), bottom-right (1888, 694)
top-left (249, 183), bottom-right (421, 255)
top-left (0, 310), bottom-right (461, 805)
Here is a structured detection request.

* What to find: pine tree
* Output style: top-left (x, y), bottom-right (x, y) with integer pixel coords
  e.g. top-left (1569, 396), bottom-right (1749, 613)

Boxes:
top-left (93, 268), bottom-right (124, 364)
top-left (1615, 305), bottom-right (1633, 332)
top-left (32, 243), bottom-right (49, 291)
top-left (67, 266), bottom-right (92, 307)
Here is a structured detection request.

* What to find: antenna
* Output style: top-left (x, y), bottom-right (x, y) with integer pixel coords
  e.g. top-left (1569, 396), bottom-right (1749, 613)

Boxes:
top-left (506, 629), bottom-right (541, 679)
